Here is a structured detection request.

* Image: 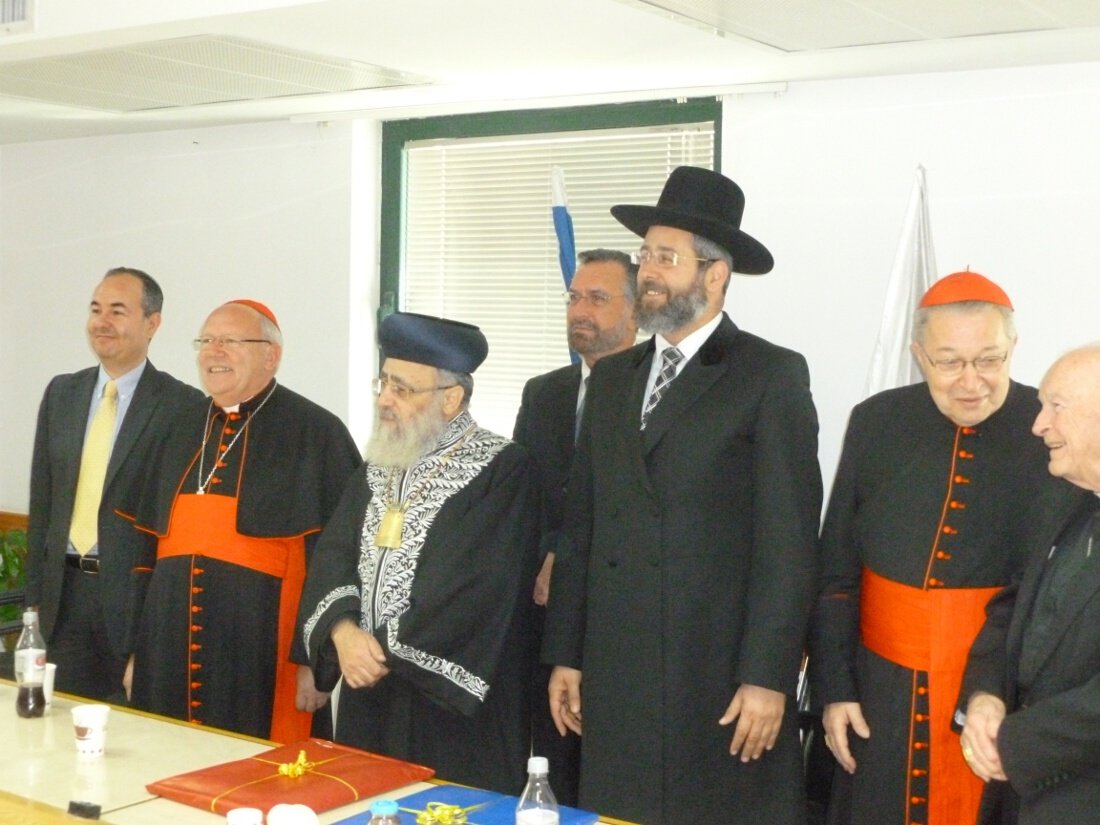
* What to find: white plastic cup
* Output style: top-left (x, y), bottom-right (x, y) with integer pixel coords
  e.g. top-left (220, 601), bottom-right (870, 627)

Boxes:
top-left (267, 803), bottom-right (320, 825)
top-left (225, 808), bottom-right (264, 825)
top-left (71, 703), bottom-right (110, 756)
top-left (43, 663), bottom-right (57, 706)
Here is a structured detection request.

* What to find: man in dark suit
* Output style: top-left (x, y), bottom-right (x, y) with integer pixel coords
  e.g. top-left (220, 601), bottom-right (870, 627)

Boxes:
top-left (543, 166), bottom-right (822, 824)
top-left (26, 267), bottom-right (202, 702)
top-left (513, 248), bottom-right (637, 804)
top-left (960, 344), bottom-right (1100, 825)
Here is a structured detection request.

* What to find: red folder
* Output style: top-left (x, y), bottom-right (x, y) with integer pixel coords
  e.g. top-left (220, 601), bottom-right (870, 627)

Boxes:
top-left (146, 738), bottom-right (434, 815)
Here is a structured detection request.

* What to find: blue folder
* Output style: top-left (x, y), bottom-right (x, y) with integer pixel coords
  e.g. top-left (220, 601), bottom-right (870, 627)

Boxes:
top-left (332, 783), bottom-right (599, 825)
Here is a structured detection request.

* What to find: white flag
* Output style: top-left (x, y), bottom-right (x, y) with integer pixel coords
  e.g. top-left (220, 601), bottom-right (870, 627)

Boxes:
top-left (864, 166), bottom-right (938, 397)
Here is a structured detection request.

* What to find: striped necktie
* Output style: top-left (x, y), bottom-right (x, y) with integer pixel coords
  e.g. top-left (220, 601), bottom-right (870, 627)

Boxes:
top-left (641, 347), bottom-right (683, 429)
top-left (70, 380), bottom-right (118, 555)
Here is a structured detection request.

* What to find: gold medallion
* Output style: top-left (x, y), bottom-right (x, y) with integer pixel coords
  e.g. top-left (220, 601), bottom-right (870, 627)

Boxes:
top-left (375, 505), bottom-right (406, 548)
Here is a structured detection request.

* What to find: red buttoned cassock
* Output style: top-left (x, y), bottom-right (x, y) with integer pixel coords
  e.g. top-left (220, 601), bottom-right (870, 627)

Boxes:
top-left (126, 381), bottom-right (360, 743)
top-left (811, 380), bottom-right (1077, 825)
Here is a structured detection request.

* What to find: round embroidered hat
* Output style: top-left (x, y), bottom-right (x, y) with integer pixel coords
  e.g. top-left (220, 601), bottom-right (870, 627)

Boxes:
top-left (379, 311), bottom-right (488, 374)
top-left (918, 271), bottom-right (1013, 310)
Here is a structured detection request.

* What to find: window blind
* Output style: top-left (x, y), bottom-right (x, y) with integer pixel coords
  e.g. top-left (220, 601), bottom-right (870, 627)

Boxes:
top-left (401, 122), bottom-right (714, 437)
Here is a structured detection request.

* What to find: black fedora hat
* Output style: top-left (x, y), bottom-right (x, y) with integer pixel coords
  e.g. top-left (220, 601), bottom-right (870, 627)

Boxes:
top-left (610, 166), bottom-right (773, 275)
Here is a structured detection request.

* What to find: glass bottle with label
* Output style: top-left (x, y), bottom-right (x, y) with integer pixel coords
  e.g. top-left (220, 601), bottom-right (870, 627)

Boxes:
top-left (15, 609), bottom-right (47, 719)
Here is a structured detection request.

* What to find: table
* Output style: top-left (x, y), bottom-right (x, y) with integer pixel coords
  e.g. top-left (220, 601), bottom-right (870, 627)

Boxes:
top-left (0, 787), bottom-right (89, 825)
top-left (2, 684), bottom-right (270, 816)
top-left (2, 682), bottom-right (630, 824)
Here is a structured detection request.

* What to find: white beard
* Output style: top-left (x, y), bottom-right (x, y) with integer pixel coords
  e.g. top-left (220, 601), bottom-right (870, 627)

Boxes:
top-left (364, 396), bottom-right (448, 469)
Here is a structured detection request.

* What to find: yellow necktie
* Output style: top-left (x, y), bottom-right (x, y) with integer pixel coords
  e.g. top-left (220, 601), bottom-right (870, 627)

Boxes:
top-left (70, 380), bottom-right (118, 556)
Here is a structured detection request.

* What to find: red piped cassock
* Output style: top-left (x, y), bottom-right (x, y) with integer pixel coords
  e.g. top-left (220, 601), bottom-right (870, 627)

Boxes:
top-left (128, 382), bottom-right (360, 742)
top-left (811, 380), bottom-right (1079, 825)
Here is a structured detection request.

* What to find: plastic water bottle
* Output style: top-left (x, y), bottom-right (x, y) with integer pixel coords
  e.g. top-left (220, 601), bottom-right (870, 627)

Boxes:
top-left (367, 799), bottom-right (401, 825)
top-left (516, 755), bottom-right (559, 824)
top-left (14, 609), bottom-right (47, 718)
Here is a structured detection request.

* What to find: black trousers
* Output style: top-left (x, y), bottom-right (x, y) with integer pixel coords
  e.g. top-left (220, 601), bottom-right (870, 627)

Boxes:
top-left (49, 565), bottom-right (128, 703)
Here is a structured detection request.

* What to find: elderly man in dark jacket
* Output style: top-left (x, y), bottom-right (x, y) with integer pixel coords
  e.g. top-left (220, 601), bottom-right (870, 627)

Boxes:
top-left (960, 344), bottom-right (1100, 825)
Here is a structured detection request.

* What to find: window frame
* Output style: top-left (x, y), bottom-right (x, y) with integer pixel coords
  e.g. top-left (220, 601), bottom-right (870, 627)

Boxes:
top-left (378, 97), bottom-right (723, 314)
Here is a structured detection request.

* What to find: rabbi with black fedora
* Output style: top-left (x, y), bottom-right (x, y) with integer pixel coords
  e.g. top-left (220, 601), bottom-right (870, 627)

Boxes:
top-left (544, 166), bottom-right (822, 824)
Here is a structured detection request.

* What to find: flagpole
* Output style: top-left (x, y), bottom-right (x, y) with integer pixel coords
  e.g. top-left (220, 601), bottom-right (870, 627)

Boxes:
top-left (551, 166), bottom-right (576, 289)
top-left (551, 166), bottom-right (580, 364)
top-left (864, 165), bottom-right (938, 397)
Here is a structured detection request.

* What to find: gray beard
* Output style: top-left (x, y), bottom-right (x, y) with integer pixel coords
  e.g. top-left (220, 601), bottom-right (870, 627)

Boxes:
top-left (364, 400), bottom-right (448, 469)
top-left (568, 320), bottom-right (631, 360)
top-left (634, 274), bottom-right (708, 335)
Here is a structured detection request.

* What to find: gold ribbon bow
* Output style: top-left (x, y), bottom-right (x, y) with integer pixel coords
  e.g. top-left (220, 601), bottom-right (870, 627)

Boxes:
top-left (278, 750), bottom-right (316, 779)
top-left (405, 801), bottom-right (490, 824)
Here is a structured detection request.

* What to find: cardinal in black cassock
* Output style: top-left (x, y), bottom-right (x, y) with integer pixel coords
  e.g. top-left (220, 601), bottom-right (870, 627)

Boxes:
top-left (126, 300), bottom-right (360, 743)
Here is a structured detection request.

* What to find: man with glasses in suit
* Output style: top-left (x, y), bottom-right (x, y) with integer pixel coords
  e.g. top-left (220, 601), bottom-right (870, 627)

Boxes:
top-left (514, 248), bottom-right (637, 805)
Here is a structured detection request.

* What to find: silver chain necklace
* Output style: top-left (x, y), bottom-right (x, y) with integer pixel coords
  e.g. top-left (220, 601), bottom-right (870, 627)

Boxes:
top-left (195, 379), bottom-right (278, 495)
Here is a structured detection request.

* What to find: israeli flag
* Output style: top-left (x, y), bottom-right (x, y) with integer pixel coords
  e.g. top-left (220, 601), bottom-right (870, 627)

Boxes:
top-left (551, 166), bottom-right (577, 289)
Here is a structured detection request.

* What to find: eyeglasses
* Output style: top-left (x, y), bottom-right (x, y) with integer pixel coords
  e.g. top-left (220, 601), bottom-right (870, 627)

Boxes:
top-left (631, 249), bottom-right (714, 268)
top-left (918, 346), bottom-right (1009, 376)
top-left (562, 290), bottom-right (628, 307)
top-left (371, 376), bottom-right (457, 401)
top-left (193, 336), bottom-right (271, 350)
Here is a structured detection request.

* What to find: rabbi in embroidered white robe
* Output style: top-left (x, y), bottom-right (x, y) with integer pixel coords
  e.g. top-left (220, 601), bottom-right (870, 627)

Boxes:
top-left (298, 312), bottom-right (538, 794)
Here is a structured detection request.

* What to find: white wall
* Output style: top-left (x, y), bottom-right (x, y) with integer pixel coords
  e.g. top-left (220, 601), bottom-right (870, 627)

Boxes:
top-left (4, 58), bottom-right (1100, 512)
top-left (722, 60), bottom-right (1100, 487)
top-left (0, 118), bottom-right (382, 511)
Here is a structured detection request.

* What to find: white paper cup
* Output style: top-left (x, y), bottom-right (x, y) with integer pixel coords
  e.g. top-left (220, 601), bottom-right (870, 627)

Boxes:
top-left (43, 663), bottom-right (56, 706)
top-left (267, 803), bottom-right (320, 825)
top-left (71, 703), bottom-right (110, 756)
top-left (225, 808), bottom-right (264, 825)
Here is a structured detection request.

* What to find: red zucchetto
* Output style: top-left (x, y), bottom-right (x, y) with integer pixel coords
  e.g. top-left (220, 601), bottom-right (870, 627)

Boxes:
top-left (226, 299), bottom-right (280, 329)
top-left (918, 271), bottom-right (1014, 310)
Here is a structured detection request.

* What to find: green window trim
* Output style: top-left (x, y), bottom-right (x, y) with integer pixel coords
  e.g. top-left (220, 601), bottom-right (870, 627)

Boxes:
top-left (378, 97), bottom-right (722, 313)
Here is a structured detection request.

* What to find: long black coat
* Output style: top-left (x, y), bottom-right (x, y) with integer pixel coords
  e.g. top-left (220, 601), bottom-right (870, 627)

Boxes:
top-left (544, 314), bottom-right (822, 825)
top-left (961, 493), bottom-right (1100, 825)
top-left (26, 362), bottom-right (203, 658)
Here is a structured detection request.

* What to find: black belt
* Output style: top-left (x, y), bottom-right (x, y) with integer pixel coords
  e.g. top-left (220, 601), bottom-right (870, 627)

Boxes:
top-left (65, 555), bottom-right (100, 574)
